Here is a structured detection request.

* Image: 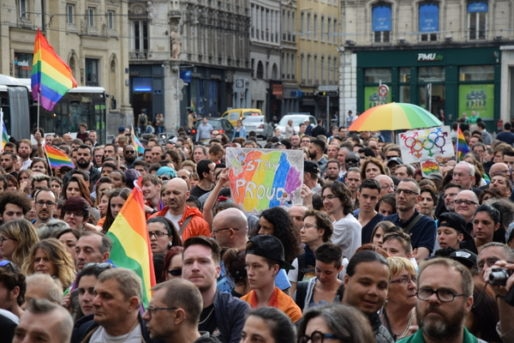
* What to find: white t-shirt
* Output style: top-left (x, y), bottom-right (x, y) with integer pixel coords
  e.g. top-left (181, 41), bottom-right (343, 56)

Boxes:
top-left (89, 324), bottom-right (142, 343)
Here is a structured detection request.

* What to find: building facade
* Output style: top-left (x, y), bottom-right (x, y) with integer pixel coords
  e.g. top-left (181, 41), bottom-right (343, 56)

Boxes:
top-left (339, 0), bottom-right (514, 128)
top-left (129, 0), bottom-right (251, 130)
top-left (0, 0), bottom-right (131, 136)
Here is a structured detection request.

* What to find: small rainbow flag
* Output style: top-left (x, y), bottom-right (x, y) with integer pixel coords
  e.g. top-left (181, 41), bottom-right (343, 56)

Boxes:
top-left (0, 108), bottom-right (9, 151)
top-left (31, 29), bottom-right (77, 111)
top-left (106, 187), bottom-right (155, 306)
top-left (44, 145), bottom-right (74, 169)
top-left (456, 125), bottom-right (470, 160)
top-left (131, 127), bottom-right (145, 154)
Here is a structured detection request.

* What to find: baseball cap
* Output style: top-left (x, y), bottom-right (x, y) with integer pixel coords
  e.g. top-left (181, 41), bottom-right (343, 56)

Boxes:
top-left (387, 157), bottom-right (403, 167)
top-left (304, 161), bottom-right (319, 175)
top-left (438, 212), bottom-right (467, 235)
top-left (246, 235), bottom-right (294, 270)
top-left (449, 249), bottom-right (477, 269)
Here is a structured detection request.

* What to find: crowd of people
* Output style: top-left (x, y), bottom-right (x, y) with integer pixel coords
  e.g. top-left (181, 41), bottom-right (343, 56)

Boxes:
top-left (0, 117), bottom-right (514, 343)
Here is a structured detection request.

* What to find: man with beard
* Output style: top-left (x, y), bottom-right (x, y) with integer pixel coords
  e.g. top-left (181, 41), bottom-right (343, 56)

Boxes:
top-left (123, 145), bottom-right (138, 169)
top-left (308, 138), bottom-right (328, 175)
top-left (33, 188), bottom-right (57, 228)
top-left (63, 144), bottom-right (100, 186)
top-left (398, 257), bottom-right (485, 343)
top-left (0, 152), bottom-right (18, 177)
top-left (17, 139), bottom-right (33, 170)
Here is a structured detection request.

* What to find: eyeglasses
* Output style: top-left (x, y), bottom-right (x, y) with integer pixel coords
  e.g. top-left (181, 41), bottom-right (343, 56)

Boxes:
top-left (145, 306), bottom-right (178, 315)
top-left (453, 199), bottom-right (478, 206)
top-left (168, 268), bottom-right (182, 276)
top-left (390, 275), bottom-right (416, 285)
top-left (159, 176), bottom-right (171, 181)
top-left (148, 231), bottom-right (169, 238)
top-left (345, 159), bottom-right (359, 164)
top-left (36, 200), bottom-right (56, 207)
top-left (395, 188), bottom-right (419, 196)
top-left (416, 287), bottom-right (467, 303)
top-left (299, 330), bottom-right (345, 343)
top-left (212, 227), bottom-right (237, 234)
top-left (125, 150), bottom-right (136, 154)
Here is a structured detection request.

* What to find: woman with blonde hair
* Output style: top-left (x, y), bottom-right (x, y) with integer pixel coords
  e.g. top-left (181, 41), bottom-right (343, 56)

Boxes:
top-left (380, 256), bottom-right (417, 341)
top-left (0, 218), bottom-right (39, 267)
top-left (22, 238), bottom-right (76, 290)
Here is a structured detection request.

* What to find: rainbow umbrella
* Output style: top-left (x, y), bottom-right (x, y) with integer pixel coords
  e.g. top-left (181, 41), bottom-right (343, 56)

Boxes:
top-left (348, 102), bottom-right (443, 132)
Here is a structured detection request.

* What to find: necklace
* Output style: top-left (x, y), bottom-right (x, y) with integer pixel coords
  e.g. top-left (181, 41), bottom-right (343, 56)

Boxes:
top-left (381, 308), bottom-right (414, 340)
top-left (199, 306), bottom-right (215, 325)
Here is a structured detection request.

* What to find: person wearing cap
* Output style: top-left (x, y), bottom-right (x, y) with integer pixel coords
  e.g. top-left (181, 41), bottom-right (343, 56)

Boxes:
top-left (437, 212), bottom-right (477, 253)
top-left (304, 160), bottom-right (322, 195)
top-left (387, 157), bottom-right (403, 174)
top-left (242, 235), bottom-right (302, 322)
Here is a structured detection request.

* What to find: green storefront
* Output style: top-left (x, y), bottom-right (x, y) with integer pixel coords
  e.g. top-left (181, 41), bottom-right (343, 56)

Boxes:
top-left (356, 46), bottom-right (501, 130)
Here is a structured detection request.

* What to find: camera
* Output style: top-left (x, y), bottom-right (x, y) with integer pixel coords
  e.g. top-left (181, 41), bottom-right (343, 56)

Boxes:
top-left (489, 268), bottom-right (512, 286)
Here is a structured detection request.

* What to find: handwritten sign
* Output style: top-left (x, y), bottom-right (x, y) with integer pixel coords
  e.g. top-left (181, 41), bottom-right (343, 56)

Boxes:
top-left (226, 148), bottom-right (304, 213)
top-left (398, 126), bottom-right (454, 164)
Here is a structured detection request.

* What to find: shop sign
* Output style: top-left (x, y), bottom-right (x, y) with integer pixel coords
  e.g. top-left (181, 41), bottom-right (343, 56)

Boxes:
top-left (417, 53), bottom-right (443, 62)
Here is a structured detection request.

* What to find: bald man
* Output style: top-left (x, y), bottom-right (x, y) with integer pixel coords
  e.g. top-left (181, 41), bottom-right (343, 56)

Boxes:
top-left (212, 208), bottom-right (249, 249)
top-left (151, 178), bottom-right (210, 241)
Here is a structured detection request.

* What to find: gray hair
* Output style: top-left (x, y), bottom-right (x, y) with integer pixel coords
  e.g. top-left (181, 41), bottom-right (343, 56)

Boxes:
top-left (97, 268), bottom-right (142, 302)
top-left (24, 298), bottom-right (73, 342)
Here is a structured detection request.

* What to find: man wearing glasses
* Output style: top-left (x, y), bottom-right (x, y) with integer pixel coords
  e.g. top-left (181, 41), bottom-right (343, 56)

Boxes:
top-left (385, 179), bottom-right (436, 262)
top-left (33, 188), bottom-right (57, 228)
top-left (143, 278), bottom-right (206, 343)
top-left (398, 258), bottom-right (485, 343)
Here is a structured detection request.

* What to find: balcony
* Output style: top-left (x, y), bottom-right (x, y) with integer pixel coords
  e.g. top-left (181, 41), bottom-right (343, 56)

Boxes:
top-left (130, 51), bottom-right (148, 60)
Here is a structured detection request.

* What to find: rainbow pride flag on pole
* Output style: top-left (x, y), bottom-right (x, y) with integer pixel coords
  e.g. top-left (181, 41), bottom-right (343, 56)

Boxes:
top-left (106, 187), bottom-right (155, 306)
top-left (131, 126), bottom-right (145, 154)
top-left (456, 125), bottom-right (470, 160)
top-left (44, 145), bottom-right (75, 169)
top-left (31, 29), bottom-right (77, 111)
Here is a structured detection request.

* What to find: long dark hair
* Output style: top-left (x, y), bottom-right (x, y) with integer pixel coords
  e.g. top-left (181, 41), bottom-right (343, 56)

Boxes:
top-left (259, 207), bottom-right (300, 263)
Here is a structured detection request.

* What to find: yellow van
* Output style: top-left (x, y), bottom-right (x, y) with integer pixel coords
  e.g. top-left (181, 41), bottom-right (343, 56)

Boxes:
top-left (221, 108), bottom-right (262, 127)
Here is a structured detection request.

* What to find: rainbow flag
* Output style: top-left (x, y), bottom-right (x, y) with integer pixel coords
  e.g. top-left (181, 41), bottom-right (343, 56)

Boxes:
top-left (131, 127), bottom-right (145, 154)
top-left (31, 29), bottom-right (77, 111)
top-left (106, 187), bottom-right (155, 306)
top-left (456, 125), bottom-right (470, 160)
top-left (0, 108), bottom-right (9, 151)
top-left (44, 145), bottom-right (74, 169)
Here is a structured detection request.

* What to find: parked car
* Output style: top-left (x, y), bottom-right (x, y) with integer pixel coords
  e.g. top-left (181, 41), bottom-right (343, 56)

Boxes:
top-left (193, 117), bottom-right (234, 141)
top-left (221, 108), bottom-right (262, 126)
top-left (242, 115), bottom-right (273, 139)
top-left (275, 113), bottom-right (317, 135)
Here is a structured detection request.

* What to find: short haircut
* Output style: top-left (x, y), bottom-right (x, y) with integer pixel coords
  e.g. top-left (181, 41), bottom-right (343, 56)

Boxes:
top-left (315, 242), bottom-right (343, 268)
top-left (311, 138), bottom-right (327, 152)
top-left (359, 178), bottom-right (381, 192)
top-left (25, 273), bottom-right (63, 304)
top-left (183, 236), bottom-right (221, 263)
top-left (387, 256), bottom-right (416, 277)
top-left (382, 231), bottom-right (413, 254)
top-left (304, 210), bottom-right (333, 242)
top-left (152, 278), bottom-right (203, 325)
top-left (78, 231), bottom-right (112, 254)
top-left (97, 268), bottom-right (142, 302)
top-left (23, 298), bottom-right (74, 342)
top-left (418, 257), bottom-right (473, 297)
top-left (0, 264), bottom-right (26, 305)
top-left (196, 159), bottom-right (213, 180)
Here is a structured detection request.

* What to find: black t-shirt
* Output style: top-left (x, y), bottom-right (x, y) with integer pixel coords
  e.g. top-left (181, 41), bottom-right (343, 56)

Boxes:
top-left (198, 304), bottom-right (218, 337)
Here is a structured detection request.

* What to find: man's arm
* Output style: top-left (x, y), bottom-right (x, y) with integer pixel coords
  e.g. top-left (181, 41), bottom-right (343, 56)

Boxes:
top-left (486, 261), bottom-right (514, 342)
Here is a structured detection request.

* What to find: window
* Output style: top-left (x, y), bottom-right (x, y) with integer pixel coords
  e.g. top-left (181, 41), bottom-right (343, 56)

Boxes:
top-left (372, 3), bottom-right (391, 43)
top-left (364, 68), bottom-right (392, 84)
top-left (66, 3), bottom-right (75, 24)
top-left (468, 1), bottom-right (487, 40)
top-left (87, 7), bottom-right (96, 28)
top-left (459, 65), bottom-right (494, 81)
top-left (419, 2), bottom-right (439, 41)
top-left (131, 20), bottom-right (149, 53)
top-left (14, 52), bottom-right (32, 78)
top-left (107, 10), bottom-right (115, 30)
top-left (85, 58), bottom-right (99, 86)
top-left (19, 0), bottom-right (28, 19)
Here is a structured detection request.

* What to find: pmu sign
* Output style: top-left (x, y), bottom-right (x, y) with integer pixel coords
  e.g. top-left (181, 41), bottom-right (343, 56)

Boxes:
top-left (417, 53), bottom-right (443, 62)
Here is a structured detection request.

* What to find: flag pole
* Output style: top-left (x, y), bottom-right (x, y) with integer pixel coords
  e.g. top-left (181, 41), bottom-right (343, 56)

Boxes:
top-left (37, 92), bottom-right (41, 132)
